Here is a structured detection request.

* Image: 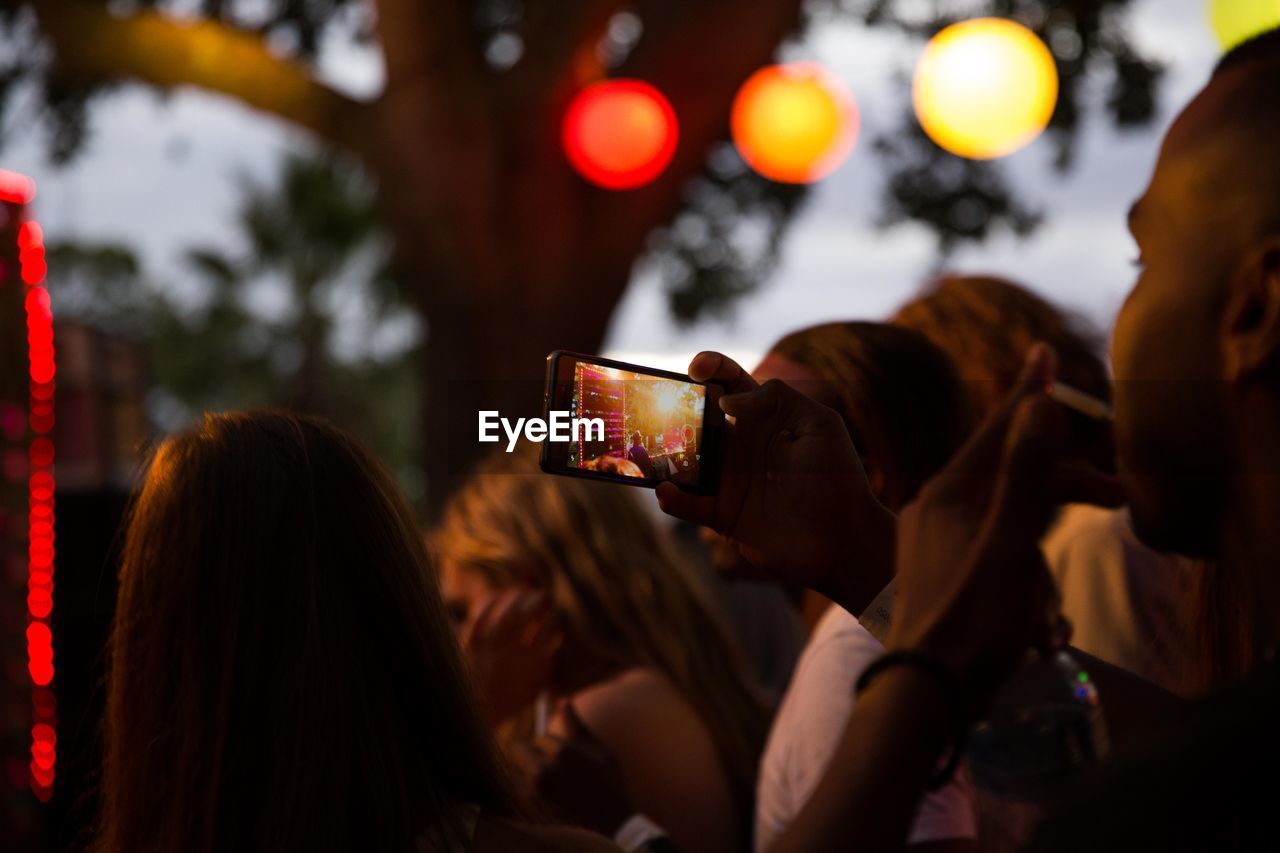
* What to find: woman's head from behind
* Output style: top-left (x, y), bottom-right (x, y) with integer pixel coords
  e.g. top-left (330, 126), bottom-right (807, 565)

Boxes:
top-left (761, 321), bottom-right (974, 512)
top-left (103, 411), bottom-right (510, 853)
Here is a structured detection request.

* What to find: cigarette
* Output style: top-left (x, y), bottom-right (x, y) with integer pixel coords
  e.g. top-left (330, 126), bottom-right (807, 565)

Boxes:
top-left (1045, 382), bottom-right (1112, 422)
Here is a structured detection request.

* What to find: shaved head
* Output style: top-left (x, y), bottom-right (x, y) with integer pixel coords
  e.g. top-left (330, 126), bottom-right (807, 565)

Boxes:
top-left (1190, 28), bottom-right (1280, 242)
top-left (1109, 27), bottom-right (1280, 555)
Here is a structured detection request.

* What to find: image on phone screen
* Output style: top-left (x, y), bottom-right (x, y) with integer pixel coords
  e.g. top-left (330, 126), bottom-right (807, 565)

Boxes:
top-left (541, 351), bottom-right (723, 493)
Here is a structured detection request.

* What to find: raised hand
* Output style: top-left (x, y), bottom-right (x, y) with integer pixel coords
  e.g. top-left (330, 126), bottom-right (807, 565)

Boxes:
top-left (888, 344), bottom-right (1127, 711)
top-left (655, 351), bottom-right (896, 615)
top-left (460, 588), bottom-right (563, 726)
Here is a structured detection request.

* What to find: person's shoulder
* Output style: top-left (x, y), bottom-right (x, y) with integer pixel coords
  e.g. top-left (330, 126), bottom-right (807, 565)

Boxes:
top-left (569, 666), bottom-right (717, 764)
top-left (768, 608), bottom-right (879, 764)
top-left (793, 606), bottom-right (883, 680)
top-left (572, 667), bottom-right (685, 722)
top-left (473, 816), bottom-right (620, 853)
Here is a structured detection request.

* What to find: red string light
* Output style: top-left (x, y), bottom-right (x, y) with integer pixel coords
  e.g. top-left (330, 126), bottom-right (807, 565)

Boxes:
top-left (0, 168), bottom-right (36, 205)
top-left (5, 171), bottom-right (57, 802)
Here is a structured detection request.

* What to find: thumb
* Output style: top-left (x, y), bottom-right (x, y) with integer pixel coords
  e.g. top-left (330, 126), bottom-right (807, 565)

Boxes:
top-left (719, 379), bottom-right (785, 421)
top-left (655, 481), bottom-right (715, 528)
top-left (989, 394), bottom-right (1066, 540)
top-left (938, 343), bottom-right (1058, 484)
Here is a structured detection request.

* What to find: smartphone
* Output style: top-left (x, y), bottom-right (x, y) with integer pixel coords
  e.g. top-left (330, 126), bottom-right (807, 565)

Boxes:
top-left (540, 350), bottom-right (724, 494)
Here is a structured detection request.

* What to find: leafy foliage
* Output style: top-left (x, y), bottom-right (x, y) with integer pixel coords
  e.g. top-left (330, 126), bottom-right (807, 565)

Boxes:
top-left (6, 0), bottom-right (1163, 323)
top-left (48, 152), bottom-right (424, 495)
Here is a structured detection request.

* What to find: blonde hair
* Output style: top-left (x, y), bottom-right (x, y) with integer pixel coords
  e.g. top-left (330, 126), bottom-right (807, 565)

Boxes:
top-left (430, 447), bottom-right (768, 807)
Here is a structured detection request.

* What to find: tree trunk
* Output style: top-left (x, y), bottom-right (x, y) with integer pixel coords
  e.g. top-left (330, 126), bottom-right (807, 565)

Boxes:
top-left (415, 258), bottom-right (632, 516)
top-left (32, 0), bottom-right (807, 516)
top-left (375, 0), bottom-right (808, 514)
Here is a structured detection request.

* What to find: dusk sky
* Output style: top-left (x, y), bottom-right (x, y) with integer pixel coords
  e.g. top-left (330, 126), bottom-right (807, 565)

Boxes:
top-left (5, 1), bottom-right (1223, 374)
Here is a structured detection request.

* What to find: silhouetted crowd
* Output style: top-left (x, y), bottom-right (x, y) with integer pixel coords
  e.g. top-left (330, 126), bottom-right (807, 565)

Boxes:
top-left (86, 27), bottom-right (1280, 853)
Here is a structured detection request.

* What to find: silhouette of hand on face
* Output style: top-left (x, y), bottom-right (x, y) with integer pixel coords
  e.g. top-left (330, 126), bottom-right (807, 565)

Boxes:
top-left (461, 588), bottom-right (563, 726)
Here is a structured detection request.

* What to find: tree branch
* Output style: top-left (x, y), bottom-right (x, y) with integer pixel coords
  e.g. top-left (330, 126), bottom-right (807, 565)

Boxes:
top-left (31, 2), bottom-right (372, 157)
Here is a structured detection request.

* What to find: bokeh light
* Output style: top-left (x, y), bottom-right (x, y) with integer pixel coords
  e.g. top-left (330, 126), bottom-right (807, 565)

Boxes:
top-left (1209, 0), bottom-right (1280, 50)
top-left (6, 175), bottom-right (58, 800)
top-left (562, 80), bottom-right (678, 190)
top-left (0, 168), bottom-right (35, 204)
top-left (730, 63), bottom-right (859, 184)
top-left (913, 18), bottom-right (1058, 160)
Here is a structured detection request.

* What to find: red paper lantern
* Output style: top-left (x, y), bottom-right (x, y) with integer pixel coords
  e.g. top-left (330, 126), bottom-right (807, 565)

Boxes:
top-left (562, 80), bottom-right (678, 190)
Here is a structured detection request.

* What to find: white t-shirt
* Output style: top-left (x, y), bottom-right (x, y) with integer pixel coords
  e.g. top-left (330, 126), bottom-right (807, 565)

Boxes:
top-left (755, 605), bottom-right (978, 852)
top-left (1042, 505), bottom-right (1201, 697)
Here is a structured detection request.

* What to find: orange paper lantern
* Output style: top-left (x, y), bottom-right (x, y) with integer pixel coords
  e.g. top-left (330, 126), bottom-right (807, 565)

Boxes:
top-left (731, 63), bottom-right (858, 184)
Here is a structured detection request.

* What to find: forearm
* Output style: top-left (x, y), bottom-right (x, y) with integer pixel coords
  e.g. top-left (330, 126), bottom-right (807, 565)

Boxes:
top-left (768, 667), bottom-right (953, 853)
top-left (816, 501), bottom-right (898, 618)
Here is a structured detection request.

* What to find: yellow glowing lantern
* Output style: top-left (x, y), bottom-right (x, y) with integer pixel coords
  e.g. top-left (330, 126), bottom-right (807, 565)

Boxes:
top-left (1209, 0), bottom-right (1280, 50)
top-left (731, 63), bottom-right (858, 184)
top-left (913, 18), bottom-right (1058, 160)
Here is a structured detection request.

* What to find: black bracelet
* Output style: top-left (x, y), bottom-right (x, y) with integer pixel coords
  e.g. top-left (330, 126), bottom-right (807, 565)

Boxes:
top-left (854, 650), bottom-right (968, 790)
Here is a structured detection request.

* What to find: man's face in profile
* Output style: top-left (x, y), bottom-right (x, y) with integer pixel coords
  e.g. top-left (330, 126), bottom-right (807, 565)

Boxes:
top-left (1109, 64), bottom-right (1269, 556)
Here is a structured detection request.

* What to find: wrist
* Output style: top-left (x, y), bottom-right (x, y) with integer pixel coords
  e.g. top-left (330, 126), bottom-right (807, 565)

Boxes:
top-left (857, 653), bottom-right (966, 789)
top-left (859, 658), bottom-right (953, 728)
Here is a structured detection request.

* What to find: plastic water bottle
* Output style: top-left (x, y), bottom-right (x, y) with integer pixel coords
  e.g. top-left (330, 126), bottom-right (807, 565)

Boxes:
top-left (966, 650), bottom-right (1108, 801)
top-left (858, 581), bottom-right (1108, 801)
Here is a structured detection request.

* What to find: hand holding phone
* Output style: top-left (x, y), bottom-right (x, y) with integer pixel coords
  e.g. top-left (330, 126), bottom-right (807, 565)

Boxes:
top-left (540, 351), bottom-right (725, 494)
top-left (654, 351), bottom-right (897, 614)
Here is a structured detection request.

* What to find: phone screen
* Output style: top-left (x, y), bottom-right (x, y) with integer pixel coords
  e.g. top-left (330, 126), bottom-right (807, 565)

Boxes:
top-left (540, 351), bottom-right (723, 493)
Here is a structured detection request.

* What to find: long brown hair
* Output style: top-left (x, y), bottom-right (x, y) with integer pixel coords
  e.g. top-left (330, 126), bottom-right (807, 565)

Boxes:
top-left (99, 411), bottom-right (515, 853)
top-left (430, 448), bottom-right (769, 809)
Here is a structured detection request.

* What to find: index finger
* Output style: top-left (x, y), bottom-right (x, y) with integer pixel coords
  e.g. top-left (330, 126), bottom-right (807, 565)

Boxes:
top-left (688, 351), bottom-right (757, 395)
top-left (941, 342), bottom-right (1059, 484)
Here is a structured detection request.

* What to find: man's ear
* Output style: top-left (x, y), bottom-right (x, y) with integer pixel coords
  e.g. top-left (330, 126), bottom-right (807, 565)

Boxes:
top-left (1223, 238), bottom-right (1280, 384)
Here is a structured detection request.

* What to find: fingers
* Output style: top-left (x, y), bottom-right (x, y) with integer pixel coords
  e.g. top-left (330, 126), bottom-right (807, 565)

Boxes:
top-left (526, 611), bottom-right (565, 658)
top-left (460, 592), bottom-right (500, 649)
top-left (720, 379), bottom-right (785, 420)
top-left (688, 351), bottom-right (757, 394)
top-left (655, 481), bottom-right (716, 528)
top-left (1047, 461), bottom-right (1128, 508)
top-left (992, 393), bottom-right (1130, 534)
top-left (939, 343), bottom-right (1058, 484)
top-left (989, 394), bottom-right (1066, 537)
top-left (467, 588), bottom-right (551, 648)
